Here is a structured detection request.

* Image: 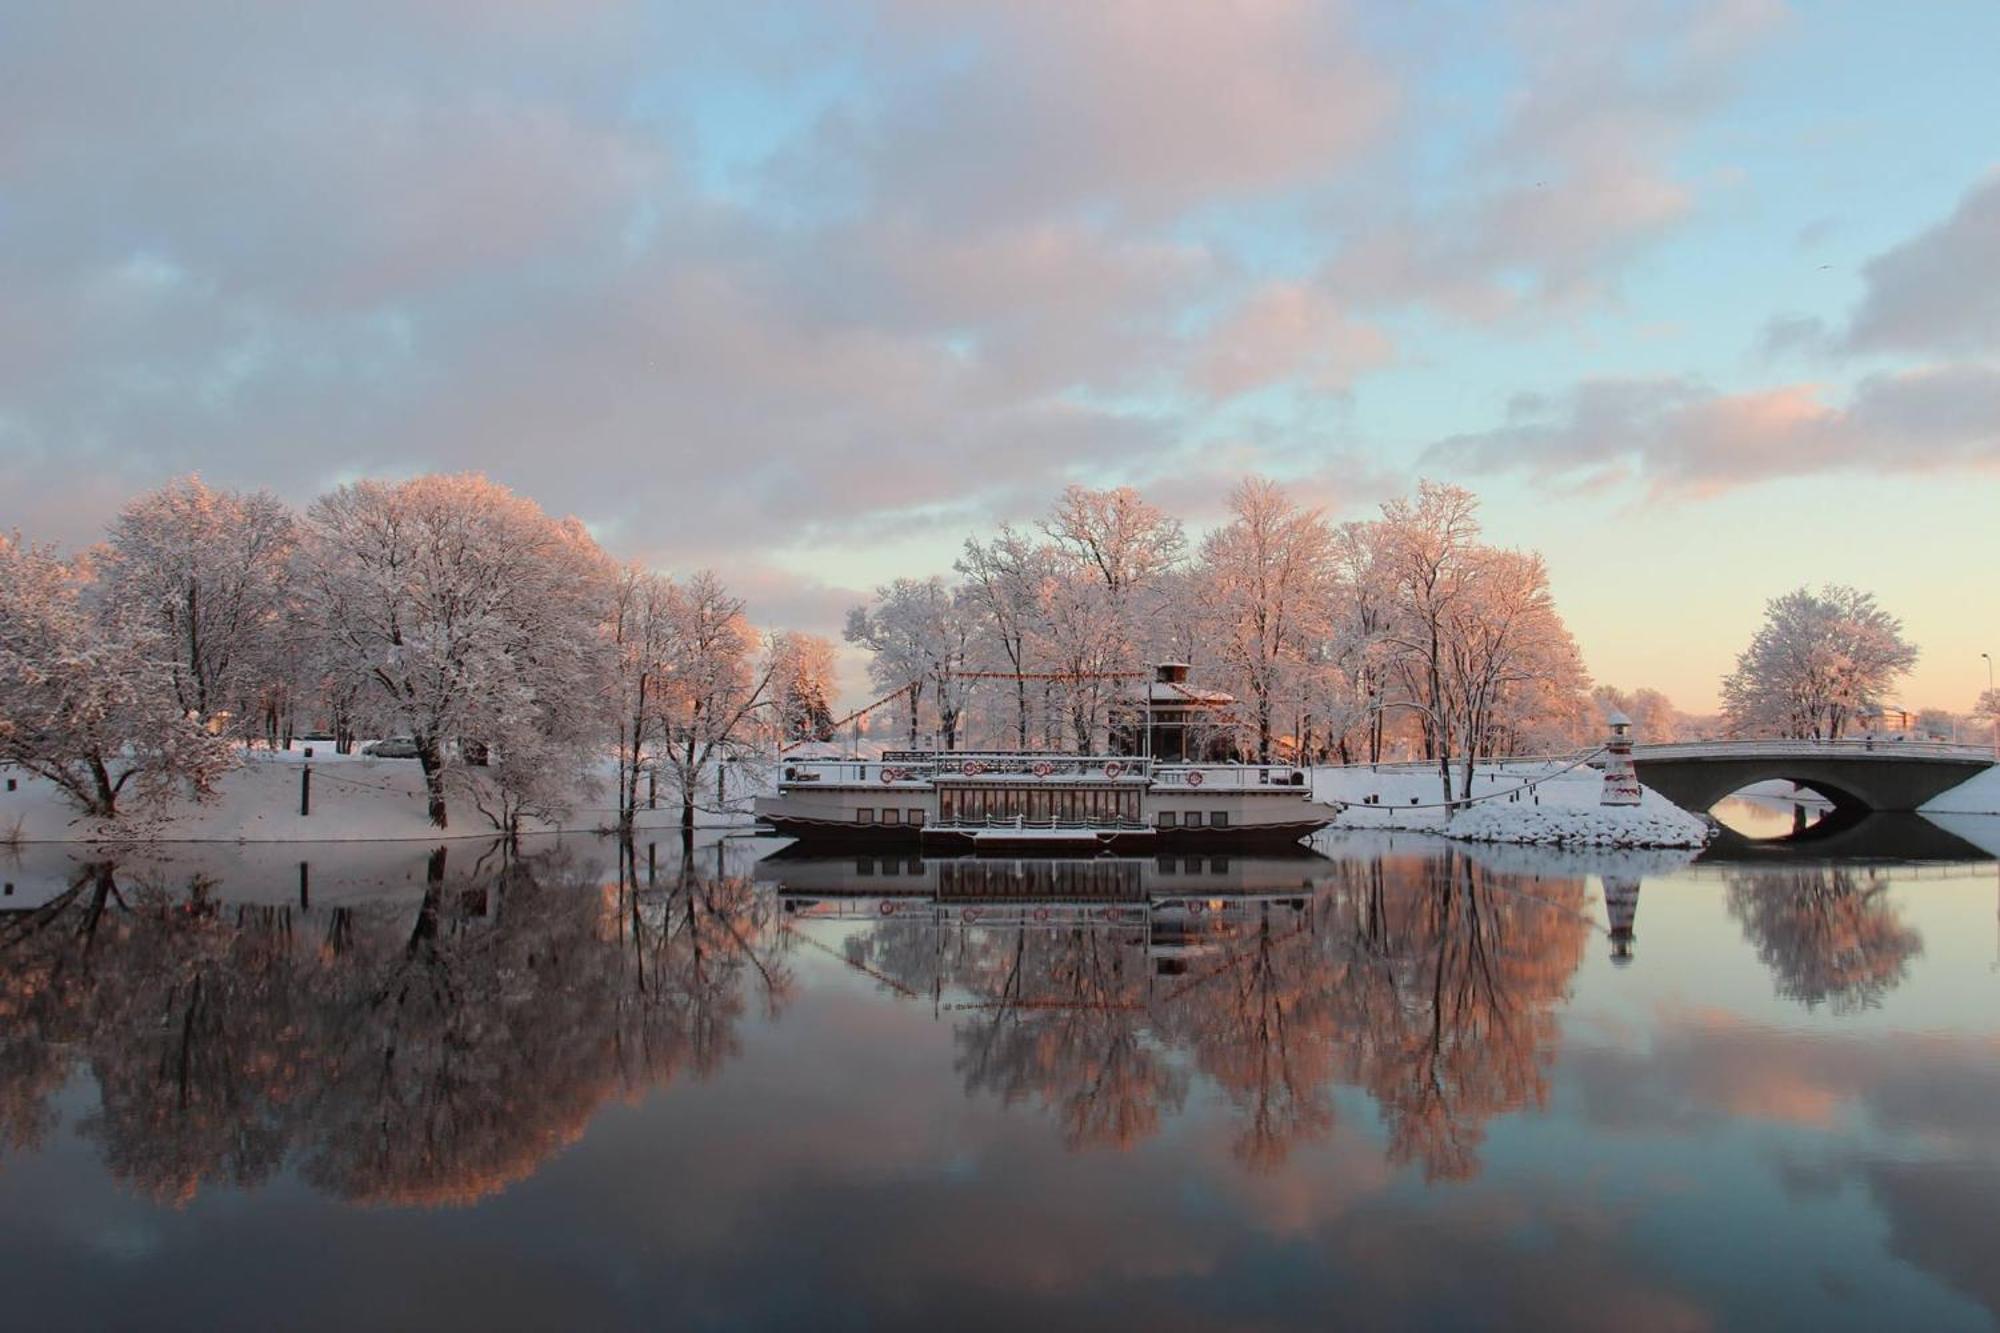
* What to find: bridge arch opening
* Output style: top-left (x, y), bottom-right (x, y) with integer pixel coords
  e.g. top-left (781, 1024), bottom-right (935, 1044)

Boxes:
top-left (1708, 779), bottom-right (1869, 841)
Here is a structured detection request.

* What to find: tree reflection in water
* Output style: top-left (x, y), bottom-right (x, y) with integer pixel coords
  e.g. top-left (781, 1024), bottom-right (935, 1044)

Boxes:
top-left (846, 848), bottom-right (1591, 1177)
top-left (950, 924), bottom-right (1188, 1152)
top-left (1726, 864), bottom-right (1923, 1015)
top-left (0, 840), bottom-right (789, 1208)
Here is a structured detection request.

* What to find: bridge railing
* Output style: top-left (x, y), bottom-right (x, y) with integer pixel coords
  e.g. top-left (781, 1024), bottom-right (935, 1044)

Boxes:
top-left (1634, 739), bottom-right (1996, 761)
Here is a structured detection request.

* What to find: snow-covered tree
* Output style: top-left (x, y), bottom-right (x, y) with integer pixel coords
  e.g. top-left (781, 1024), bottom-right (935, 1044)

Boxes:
top-left (100, 476), bottom-right (297, 732)
top-left (845, 577), bottom-right (981, 750)
top-left (1721, 586), bottom-right (1918, 739)
top-left (956, 527), bottom-right (1054, 749)
top-left (1195, 478), bottom-right (1337, 762)
top-left (1591, 686), bottom-right (1682, 744)
top-left (294, 474), bottom-right (611, 828)
top-left (0, 536), bottom-right (234, 818)
top-left (654, 572), bottom-right (774, 831)
top-left (606, 564), bottom-right (677, 833)
top-left (1041, 484), bottom-right (1186, 598)
top-left (767, 630), bottom-right (839, 743)
top-left (1033, 570), bottom-right (1130, 753)
top-left (1974, 689), bottom-right (2000, 751)
top-left (1330, 519), bottom-right (1402, 764)
top-left (1439, 548), bottom-right (1588, 791)
top-left (1373, 481), bottom-right (1485, 799)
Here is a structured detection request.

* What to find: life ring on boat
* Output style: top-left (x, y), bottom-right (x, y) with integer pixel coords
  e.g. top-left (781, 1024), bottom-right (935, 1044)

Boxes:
top-left (961, 907), bottom-right (981, 922)
top-left (1185, 770), bottom-right (1204, 787)
top-left (1032, 761), bottom-right (1054, 778)
top-left (1102, 761), bottom-right (1124, 779)
top-left (879, 900), bottom-right (898, 916)
top-left (962, 759), bottom-right (984, 776)
top-left (880, 768), bottom-right (899, 783)
top-left (1032, 907), bottom-right (1051, 923)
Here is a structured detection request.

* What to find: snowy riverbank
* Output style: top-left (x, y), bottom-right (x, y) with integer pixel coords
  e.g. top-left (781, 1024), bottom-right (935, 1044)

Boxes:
top-left (1312, 760), bottom-right (1713, 848)
top-left (0, 747), bottom-right (764, 844)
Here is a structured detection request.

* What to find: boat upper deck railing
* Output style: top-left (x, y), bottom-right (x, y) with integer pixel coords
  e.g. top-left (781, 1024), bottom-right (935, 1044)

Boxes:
top-left (1151, 764), bottom-right (1309, 789)
top-left (778, 753), bottom-right (1311, 787)
top-left (781, 754), bottom-right (1148, 784)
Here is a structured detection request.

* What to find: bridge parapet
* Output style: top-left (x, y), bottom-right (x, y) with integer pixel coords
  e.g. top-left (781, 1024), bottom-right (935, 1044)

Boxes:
top-left (1636, 739), bottom-right (1995, 762)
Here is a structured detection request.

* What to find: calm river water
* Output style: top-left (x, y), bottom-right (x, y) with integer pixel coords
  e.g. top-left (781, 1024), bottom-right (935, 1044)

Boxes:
top-left (2, 816), bottom-right (1997, 1331)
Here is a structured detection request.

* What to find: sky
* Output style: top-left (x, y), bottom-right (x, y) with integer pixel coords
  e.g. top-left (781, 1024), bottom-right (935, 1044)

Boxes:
top-left (2, 0), bottom-right (1997, 714)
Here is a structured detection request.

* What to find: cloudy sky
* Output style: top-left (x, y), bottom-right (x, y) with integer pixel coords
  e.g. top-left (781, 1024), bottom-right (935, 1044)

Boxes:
top-left (3, 0), bottom-right (1997, 711)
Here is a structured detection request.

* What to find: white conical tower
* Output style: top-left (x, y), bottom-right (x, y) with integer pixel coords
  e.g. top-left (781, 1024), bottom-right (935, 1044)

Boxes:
top-left (1600, 709), bottom-right (1641, 807)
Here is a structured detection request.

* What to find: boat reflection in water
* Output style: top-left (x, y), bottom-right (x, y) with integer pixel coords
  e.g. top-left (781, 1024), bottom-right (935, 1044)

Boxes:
top-left (763, 845), bottom-right (1594, 1173)
top-left (763, 849), bottom-right (1325, 977)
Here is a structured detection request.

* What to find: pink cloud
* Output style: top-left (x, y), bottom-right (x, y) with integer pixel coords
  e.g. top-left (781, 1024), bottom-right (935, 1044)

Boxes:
top-left (1424, 364), bottom-right (2000, 496)
top-left (1192, 281), bottom-right (1394, 399)
top-left (856, 0), bottom-right (1397, 223)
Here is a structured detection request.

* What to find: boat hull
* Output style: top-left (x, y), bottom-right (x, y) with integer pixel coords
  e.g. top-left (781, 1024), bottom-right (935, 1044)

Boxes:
top-left (760, 815), bottom-right (1331, 854)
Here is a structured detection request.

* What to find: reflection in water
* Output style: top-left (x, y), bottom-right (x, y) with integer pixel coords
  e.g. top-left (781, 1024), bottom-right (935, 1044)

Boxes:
top-left (1727, 864), bottom-right (1924, 1014)
top-left (0, 841), bottom-right (788, 1207)
top-left (1711, 791), bottom-right (1831, 840)
top-left (1, 834), bottom-right (1995, 1331)
top-left (0, 841), bottom-right (1950, 1201)
top-left (1604, 875), bottom-right (1640, 964)
top-left (822, 849), bottom-right (1590, 1177)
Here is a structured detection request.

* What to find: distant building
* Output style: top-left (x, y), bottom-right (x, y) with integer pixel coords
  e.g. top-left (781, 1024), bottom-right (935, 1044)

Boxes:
top-left (1857, 707), bottom-right (1915, 735)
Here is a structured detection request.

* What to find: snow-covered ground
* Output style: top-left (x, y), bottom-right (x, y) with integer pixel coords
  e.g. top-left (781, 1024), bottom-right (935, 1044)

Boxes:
top-left (1920, 763), bottom-right (2000, 815)
top-left (1312, 760), bottom-right (1712, 848)
top-left (0, 745), bottom-right (769, 844)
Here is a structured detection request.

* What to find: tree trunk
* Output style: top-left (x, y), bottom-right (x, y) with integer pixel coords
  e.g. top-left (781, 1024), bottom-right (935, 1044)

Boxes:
top-left (417, 738), bottom-right (449, 828)
top-left (87, 755), bottom-right (120, 819)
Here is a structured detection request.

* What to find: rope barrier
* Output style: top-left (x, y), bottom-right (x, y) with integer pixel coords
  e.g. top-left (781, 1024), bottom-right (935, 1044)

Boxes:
top-left (1324, 746), bottom-right (1608, 814)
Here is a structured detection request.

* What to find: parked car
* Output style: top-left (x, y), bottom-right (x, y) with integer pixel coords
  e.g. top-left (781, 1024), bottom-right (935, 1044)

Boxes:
top-left (362, 737), bottom-right (421, 759)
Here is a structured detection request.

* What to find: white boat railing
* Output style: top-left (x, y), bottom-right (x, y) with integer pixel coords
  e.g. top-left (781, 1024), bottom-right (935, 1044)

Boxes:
top-left (1152, 764), bottom-right (1309, 789)
top-left (780, 753), bottom-right (1314, 787)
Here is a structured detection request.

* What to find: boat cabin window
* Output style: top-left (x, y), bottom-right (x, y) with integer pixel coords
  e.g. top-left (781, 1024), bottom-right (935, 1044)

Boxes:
top-left (938, 785), bottom-right (1139, 826)
top-left (907, 809), bottom-right (925, 826)
top-left (881, 808), bottom-right (899, 824)
top-left (1184, 810), bottom-right (1203, 828)
top-left (1210, 811), bottom-right (1229, 828)
top-left (1157, 811), bottom-right (1177, 828)
top-left (856, 808), bottom-right (875, 824)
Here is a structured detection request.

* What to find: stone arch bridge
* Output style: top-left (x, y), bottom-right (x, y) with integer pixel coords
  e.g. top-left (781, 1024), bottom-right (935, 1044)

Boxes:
top-left (1632, 740), bottom-right (1994, 815)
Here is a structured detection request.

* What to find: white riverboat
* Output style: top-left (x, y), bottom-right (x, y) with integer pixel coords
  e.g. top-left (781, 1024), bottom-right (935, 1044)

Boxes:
top-left (756, 663), bottom-right (1334, 852)
top-left (753, 750), bottom-right (1332, 852)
